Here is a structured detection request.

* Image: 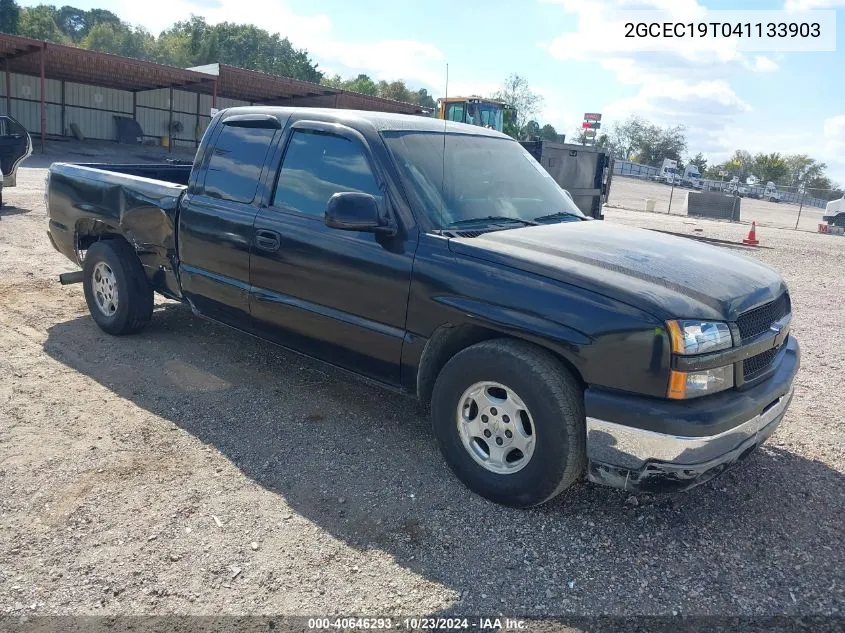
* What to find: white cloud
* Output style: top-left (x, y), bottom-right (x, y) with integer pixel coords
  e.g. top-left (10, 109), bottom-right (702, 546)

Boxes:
top-left (110, 0), bottom-right (446, 90)
top-left (539, 0), bottom-right (788, 162)
top-left (750, 55), bottom-right (780, 72)
top-left (784, 0), bottom-right (845, 9)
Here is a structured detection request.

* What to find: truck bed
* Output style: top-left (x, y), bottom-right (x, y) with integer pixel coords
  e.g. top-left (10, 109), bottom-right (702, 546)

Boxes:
top-left (46, 162), bottom-right (188, 299)
top-left (72, 162), bottom-right (193, 186)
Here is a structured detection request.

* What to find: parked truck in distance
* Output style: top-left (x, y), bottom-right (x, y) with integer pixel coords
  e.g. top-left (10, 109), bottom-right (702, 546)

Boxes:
top-left (823, 194), bottom-right (845, 226)
top-left (681, 164), bottom-right (703, 189)
top-left (651, 158), bottom-right (681, 186)
top-left (763, 181), bottom-right (783, 203)
top-left (45, 107), bottom-right (799, 508)
top-left (727, 177), bottom-right (751, 198)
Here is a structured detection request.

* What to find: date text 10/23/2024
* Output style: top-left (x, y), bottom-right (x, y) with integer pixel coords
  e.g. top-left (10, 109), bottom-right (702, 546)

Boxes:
top-left (307, 618), bottom-right (528, 630)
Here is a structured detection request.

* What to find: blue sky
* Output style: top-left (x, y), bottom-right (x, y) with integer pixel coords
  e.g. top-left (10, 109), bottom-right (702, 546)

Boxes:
top-left (20, 0), bottom-right (845, 181)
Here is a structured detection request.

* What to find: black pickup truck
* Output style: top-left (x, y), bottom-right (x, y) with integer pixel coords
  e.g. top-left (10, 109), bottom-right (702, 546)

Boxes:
top-left (46, 107), bottom-right (799, 507)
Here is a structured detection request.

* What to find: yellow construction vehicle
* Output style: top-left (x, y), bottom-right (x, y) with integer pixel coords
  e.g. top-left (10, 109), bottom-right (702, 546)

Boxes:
top-left (436, 97), bottom-right (513, 133)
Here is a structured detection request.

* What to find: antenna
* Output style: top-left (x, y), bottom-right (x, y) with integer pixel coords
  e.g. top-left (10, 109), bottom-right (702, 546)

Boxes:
top-left (439, 63), bottom-right (448, 232)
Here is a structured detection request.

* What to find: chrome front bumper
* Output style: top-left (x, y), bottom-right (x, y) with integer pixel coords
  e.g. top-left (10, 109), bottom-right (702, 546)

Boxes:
top-left (585, 386), bottom-right (794, 492)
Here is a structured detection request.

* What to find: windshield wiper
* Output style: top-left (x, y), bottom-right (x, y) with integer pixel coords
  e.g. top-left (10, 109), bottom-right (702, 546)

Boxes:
top-left (533, 211), bottom-right (585, 223)
top-left (448, 216), bottom-right (540, 228)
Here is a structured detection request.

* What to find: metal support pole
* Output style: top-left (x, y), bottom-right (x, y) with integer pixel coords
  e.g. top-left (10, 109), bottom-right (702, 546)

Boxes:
top-left (40, 43), bottom-right (46, 153)
top-left (795, 190), bottom-right (805, 231)
top-left (168, 86), bottom-right (174, 153)
top-left (4, 59), bottom-right (10, 116)
top-left (668, 179), bottom-right (676, 214)
top-left (60, 80), bottom-right (65, 136)
top-left (212, 79), bottom-right (217, 108)
top-left (132, 90), bottom-right (137, 120)
top-left (195, 90), bottom-right (200, 148)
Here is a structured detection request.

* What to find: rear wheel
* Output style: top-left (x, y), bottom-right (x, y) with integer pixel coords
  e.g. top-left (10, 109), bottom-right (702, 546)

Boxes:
top-left (82, 239), bottom-right (153, 335)
top-left (431, 339), bottom-right (586, 507)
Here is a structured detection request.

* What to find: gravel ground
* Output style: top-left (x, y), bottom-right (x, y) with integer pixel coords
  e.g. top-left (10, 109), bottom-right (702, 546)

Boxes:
top-left (0, 157), bottom-right (843, 623)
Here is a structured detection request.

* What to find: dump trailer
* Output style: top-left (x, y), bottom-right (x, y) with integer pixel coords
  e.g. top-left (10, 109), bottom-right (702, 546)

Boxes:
top-left (519, 140), bottom-right (613, 220)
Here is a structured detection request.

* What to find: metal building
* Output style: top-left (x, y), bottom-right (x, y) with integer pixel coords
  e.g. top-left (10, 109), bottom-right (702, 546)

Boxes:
top-left (0, 33), bottom-right (428, 152)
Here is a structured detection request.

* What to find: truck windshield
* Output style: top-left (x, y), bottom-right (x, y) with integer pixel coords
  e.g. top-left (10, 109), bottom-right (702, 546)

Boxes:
top-left (466, 103), bottom-right (505, 132)
top-left (383, 131), bottom-right (585, 230)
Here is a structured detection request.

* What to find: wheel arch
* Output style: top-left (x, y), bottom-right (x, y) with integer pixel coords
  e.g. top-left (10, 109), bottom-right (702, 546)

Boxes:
top-left (416, 323), bottom-right (586, 407)
top-left (75, 219), bottom-right (134, 264)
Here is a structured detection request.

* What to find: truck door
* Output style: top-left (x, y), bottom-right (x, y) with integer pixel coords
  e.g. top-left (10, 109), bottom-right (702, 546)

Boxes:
top-left (249, 122), bottom-right (416, 386)
top-left (0, 115), bottom-right (32, 190)
top-left (177, 115), bottom-right (282, 324)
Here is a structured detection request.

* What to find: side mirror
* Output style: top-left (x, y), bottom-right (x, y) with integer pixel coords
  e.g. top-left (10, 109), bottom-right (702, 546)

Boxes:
top-left (325, 192), bottom-right (394, 234)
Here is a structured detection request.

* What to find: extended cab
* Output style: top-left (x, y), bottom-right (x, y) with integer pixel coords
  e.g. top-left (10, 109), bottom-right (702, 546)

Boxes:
top-left (46, 107), bottom-right (800, 507)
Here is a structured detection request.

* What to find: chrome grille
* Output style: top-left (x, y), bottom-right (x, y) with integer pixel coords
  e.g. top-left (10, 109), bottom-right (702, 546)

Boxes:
top-left (736, 293), bottom-right (791, 341)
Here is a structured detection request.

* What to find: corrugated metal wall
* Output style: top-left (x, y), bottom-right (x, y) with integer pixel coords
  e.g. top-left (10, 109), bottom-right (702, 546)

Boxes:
top-left (0, 71), bottom-right (249, 148)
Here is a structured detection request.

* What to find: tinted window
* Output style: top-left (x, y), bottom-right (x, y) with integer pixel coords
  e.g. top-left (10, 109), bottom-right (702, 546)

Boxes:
top-left (383, 131), bottom-right (584, 229)
top-left (204, 124), bottom-right (276, 204)
top-left (273, 131), bottom-right (381, 217)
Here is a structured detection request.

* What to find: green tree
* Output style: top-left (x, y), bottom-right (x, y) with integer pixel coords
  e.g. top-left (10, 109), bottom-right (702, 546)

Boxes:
top-left (751, 152), bottom-right (788, 184)
top-left (490, 73), bottom-right (542, 138)
top-left (688, 152), bottom-right (707, 174)
top-left (414, 88), bottom-right (435, 110)
top-left (783, 154), bottom-right (826, 188)
top-left (80, 22), bottom-right (123, 51)
top-left (321, 74), bottom-right (344, 89)
top-left (607, 115), bottom-right (687, 166)
top-left (805, 175), bottom-right (843, 201)
top-left (539, 123), bottom-right (558, 141)
top-left (156, 17), bottom-right (322, 82)
top-left (378, 79), bottom-right (411, 102)
top-left (50, 6), bottom-right (121, 42)
top-left (346, 74), bottom-right (378, 95)
top-left (0, 0), bottom-right (20, 34)
top-left (520, 120), bottom-right (540, 140)
top-left (18, 6), bottom-right (68, 42)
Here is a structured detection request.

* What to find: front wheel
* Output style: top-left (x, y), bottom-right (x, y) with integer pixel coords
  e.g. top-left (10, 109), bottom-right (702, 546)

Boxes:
top-left (431, 339), bottom-right (586, 507)
top-left (82, 239), bottom-right (153, 335)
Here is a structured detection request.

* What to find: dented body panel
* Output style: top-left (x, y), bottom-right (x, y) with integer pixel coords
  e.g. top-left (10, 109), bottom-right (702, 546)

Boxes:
top-left (46, 163), bottom-right (186, 299)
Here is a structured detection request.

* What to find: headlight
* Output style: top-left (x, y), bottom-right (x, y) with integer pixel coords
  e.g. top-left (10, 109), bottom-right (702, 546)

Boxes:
top-left (668, 366), bottom-right (734, 399)
top-left (667, 320), bottom-right (733, 355)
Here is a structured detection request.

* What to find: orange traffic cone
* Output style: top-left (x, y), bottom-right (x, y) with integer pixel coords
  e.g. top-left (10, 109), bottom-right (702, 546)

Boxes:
top-left (743, 221), bottom-right (759, 246)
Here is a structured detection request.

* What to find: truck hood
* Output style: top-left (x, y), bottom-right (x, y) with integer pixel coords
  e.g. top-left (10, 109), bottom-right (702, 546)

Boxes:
top-left (449, 222), bottom-right (787, 321)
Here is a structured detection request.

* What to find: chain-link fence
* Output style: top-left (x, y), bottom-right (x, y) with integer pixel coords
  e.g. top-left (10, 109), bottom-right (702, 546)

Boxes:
top-left (608, 162), bottom-right (844, 233)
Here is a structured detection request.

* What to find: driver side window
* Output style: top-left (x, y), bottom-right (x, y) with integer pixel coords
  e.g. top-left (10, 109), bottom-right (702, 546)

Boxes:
top-left (272, 130), bottom-right (382, 218)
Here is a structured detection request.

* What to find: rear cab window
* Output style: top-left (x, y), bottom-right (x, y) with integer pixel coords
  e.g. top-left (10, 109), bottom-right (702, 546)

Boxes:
top-left (272, 129), bottom-right (382, 217)
top-left (204, 124), bottom-right (277, 204)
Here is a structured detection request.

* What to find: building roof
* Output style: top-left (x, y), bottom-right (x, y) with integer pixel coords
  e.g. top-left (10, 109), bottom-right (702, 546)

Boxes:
top-left (0, 33), bottom-right (428, 115)
top-left (0, 33), bottom-right (212, 92)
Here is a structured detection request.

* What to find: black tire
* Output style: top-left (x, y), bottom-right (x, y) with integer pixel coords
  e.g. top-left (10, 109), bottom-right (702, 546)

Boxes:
top-left (82, 239), bottom-right (153, 335)
top-left (431, 339), bottom-right (586, 508)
